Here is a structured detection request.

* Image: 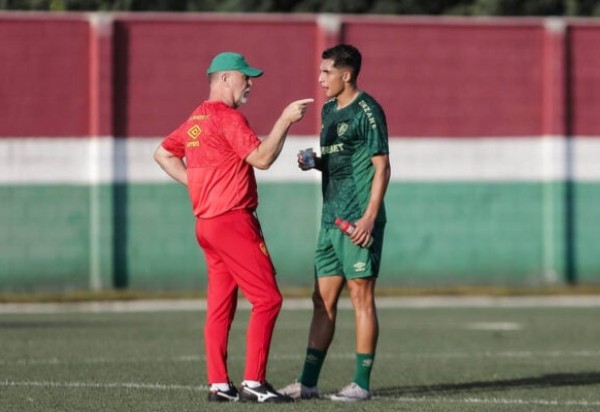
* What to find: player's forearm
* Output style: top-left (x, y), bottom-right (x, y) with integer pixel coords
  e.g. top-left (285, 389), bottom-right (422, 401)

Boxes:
top-left (362, 156), bottom-right (391, 222)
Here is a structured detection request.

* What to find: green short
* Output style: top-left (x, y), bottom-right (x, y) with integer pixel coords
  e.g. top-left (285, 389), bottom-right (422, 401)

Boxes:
top-left (314, 222), bottom-right (385, 279)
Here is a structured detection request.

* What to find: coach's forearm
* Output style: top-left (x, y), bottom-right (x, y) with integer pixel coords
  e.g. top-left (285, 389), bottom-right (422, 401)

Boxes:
top-left (154, 145), bottom-right (188, 186)
top-left (246, 117), bottom-right (292, 170)
top-left (245, 98), bottom-right (313, 170)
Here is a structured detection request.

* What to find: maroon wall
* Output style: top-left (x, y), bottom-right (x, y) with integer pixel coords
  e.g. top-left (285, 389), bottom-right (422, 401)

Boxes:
top-left (569, 23), bottom-right (600, 137)
top-left (112, 15), bottom-right (318, 137)
top-left (345, 18), bottom-right (544, 137)
top-left (1, 13), bottom-right (600, 139)
top-left (0, 15), bottom-right (90, 137)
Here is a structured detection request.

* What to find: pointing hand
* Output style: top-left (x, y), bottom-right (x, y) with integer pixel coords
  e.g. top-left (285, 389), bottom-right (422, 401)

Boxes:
top-left (282, 98), bottom-right (314, 123)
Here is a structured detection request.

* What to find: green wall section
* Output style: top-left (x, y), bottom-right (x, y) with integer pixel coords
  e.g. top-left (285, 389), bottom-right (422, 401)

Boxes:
top-left (1, 182), bottom-right (599, 291)
top-left (383, 183), bottom-right (563, 285)
top-left (0, 185), bottom-right (111, 291)
top-left (127, 183), bottom-right (322, 289)
top-left (575, 183), bottom-right (600, 283)
top-left (125, 184), bottom-right (203, 290)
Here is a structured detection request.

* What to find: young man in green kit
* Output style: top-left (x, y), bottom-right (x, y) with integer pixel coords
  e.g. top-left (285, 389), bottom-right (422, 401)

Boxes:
top-left (280, 44), bottom-right (390, 402)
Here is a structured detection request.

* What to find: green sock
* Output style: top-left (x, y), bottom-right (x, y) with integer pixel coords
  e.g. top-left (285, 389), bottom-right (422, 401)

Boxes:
top-left (299, 348), bottom-right (326, 387)
top-left (353, 353), bottom-right (375, 390)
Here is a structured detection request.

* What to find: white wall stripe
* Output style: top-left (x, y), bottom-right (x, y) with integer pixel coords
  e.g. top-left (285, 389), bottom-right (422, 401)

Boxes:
top-left (0, 137), bottom-right (114, 184)
top-left (573, 138), bottom-right (600, 180)
top-left (2, 136), bottom-right (600, 184)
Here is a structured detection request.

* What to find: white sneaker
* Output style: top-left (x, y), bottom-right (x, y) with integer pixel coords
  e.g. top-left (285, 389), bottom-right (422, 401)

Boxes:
top-left (278, 380), bottom-right (319, 399)
top-left (330, 382), bottom-right (372, 402)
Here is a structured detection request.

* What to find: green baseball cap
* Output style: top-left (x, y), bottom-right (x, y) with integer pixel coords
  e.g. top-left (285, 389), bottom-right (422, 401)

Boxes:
top-left (206, 52), bottom-right (263, 77)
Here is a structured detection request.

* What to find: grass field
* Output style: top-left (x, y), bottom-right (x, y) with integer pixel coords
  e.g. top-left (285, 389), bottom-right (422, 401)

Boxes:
top-left (2, 297), bottom-right (600, 411)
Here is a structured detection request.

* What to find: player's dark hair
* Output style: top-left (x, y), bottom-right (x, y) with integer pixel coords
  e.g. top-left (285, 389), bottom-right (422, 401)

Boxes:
top-left (322, 44), bottom-right (362, 84)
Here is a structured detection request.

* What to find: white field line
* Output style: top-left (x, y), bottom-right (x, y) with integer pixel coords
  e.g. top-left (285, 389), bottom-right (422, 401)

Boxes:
top-left (0, 379), bottom-right (206, 392)
top-left (2, 296), bottom-right (600, 314)
top-left (464, 321), bottom-right (523, 331)
top-left (3, 350), bottom-right (600, 367)
top-left (1, 380), bottom-right (599, 408)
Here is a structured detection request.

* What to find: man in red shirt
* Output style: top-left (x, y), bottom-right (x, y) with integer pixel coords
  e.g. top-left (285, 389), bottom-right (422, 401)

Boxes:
top-left (154, 51), bottom-right (312, 403)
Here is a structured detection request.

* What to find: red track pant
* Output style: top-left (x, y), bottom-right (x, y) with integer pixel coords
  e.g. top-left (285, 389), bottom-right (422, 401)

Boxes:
top-left (195, 209), bottom-right (283, 384)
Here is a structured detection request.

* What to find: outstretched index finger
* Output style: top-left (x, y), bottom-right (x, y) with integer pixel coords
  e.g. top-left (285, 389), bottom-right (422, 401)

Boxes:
top-left (295, 98), bottom-right (314, 105)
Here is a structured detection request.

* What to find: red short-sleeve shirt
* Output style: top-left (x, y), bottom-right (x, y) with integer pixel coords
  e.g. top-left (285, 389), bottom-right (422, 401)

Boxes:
top-left (161, 101), bottom-right (261, 218)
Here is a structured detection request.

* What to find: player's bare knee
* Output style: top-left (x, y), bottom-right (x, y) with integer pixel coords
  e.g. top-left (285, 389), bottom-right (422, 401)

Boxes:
top-left (348, 285), bottom-right (375, 311)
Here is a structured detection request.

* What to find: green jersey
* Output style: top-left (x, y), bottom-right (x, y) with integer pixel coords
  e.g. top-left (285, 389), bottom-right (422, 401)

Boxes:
top-left (320, 91), bottom-right (389, 228)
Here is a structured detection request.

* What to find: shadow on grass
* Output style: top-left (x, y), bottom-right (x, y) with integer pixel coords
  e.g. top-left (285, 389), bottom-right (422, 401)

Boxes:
top-left (374, 371), bottom-right (600, 397)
